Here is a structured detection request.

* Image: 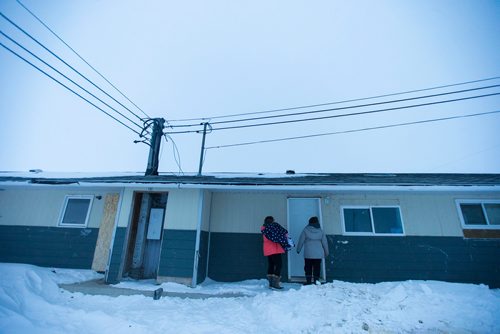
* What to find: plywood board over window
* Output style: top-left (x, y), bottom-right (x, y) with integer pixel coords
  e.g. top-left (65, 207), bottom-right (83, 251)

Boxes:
top-left (92, 194), bottom-right (120, 272)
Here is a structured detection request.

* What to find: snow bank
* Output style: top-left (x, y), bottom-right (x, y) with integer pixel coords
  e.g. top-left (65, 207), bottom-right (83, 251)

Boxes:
top-left (0, 263), bottom-right (499, 333)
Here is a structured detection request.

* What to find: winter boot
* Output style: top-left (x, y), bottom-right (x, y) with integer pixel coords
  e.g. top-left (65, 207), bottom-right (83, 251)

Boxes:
top-left (271, 275), bottom-right (283, 290)
top-left (266, 274), bottom-right (274, 288)
top-left (305, 275), bottom-right (313, 285)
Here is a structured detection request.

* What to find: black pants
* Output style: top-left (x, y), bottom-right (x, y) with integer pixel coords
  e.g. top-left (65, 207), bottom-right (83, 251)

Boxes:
top-left (267, 253), bottom-right (282, 276)
top-left (304, 258), bottom-right (322, 283)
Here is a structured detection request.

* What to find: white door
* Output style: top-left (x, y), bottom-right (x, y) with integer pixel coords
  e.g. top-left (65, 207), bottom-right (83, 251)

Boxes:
top-left (287, 198), bottom-right (323, 281)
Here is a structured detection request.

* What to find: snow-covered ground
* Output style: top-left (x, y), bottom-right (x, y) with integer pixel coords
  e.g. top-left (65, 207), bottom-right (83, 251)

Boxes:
top-left (1, 263), bottom-right (499, 334)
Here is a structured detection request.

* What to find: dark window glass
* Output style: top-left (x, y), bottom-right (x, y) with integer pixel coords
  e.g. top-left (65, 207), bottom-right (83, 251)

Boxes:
top-left (372, 207), bottom-right (403, 234)
top-left (484, 204), bottom-right (500, 225)
top-left (62, 198), bottom-right (91, 226)
top-left (344, 208), bottom-right (372, 232)
top-left (460, 204), bottom-right (487, 225)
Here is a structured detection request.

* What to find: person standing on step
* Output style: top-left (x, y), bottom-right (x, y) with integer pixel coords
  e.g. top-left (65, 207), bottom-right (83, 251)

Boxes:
top-left (296, 216), bottom-right (329, 285)
top-left (261, 216), bottom-right (290, 289)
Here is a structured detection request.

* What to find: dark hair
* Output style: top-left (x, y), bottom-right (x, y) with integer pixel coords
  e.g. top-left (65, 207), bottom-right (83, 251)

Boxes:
top-left (309, 216), bottom-right (319, 225)
top-left (264, 216), bottom-right (274, 224)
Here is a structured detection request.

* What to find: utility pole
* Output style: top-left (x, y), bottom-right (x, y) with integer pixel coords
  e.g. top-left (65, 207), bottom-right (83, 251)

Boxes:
top-left (197, 122), bottom-right (209, 176)
top-left (145, 118), bottom-right (165, 176)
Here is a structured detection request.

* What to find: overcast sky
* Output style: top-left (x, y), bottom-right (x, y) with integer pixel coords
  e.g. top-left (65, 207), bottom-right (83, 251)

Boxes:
top-left (1, 0), bottom-right (499, 174)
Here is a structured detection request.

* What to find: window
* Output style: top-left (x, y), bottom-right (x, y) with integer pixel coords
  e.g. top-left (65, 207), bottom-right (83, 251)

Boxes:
top-left (457, 200), bottom-right (500, 229)
top-left (58, 195), bottom-right (94, 227)
top-left (342, 206), bottom-right (404, 235)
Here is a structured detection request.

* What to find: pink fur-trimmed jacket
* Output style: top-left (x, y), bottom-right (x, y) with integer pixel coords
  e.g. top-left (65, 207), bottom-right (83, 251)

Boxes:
top-left (261, 225), bottom-right (286, 256)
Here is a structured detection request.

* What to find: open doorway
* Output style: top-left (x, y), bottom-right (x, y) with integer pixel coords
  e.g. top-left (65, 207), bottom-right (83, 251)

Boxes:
top-left (122, 192), bottom-right (168, 279)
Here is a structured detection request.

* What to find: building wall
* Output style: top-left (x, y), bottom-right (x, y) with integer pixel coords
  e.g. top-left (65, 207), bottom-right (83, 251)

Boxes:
top-left (209, 190), bottom-right (500, 236)
top-left (327, 235), bottom-right (500, 288)
top-left (209, 191), bottom-right (287, 233)
top-left (206, 189), bottom-right (500, 287)
top-left (106, 227), bottom-right (127, 283)
top-left (201, 190), bottom-right (212, 232)
top-left (0, 186), bottom-right (121, 270)
top-left (328, 192), bottom-right (464, 236)
top-left (0, 186), bottom-right (118, 228)
top-left (1, 185), bottom-right (498, 287)
top-left (156, 189), bottom-right (202, 283)
top-left (164, 188), bottom-right (201, 230)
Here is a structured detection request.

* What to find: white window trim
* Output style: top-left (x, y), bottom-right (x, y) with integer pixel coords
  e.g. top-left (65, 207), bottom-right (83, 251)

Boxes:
top-left (341, 205), bottom-right (405, 236)
top-left (455, 199), bottom-right (500, 230)
top-left (58, 195), bottom-right (94, 228)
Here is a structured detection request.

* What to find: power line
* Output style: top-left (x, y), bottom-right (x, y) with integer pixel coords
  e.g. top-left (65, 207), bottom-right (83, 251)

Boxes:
top-left (0, 41), bottom-right (142, 136)
top-left (168, 76), bottom-right (500, 122)
top-left (206, 110), bottom-right (500, 149)
top-left (0, 12), bottom-right (146, 123)
top-left (0, 30), bottom-right (144, 131)
top-left (170, 84), bottom-right (500, 129)
top-left (15, 0), bottom-right (151, 119)
top-left (166, 91), bottom-right (500, 134)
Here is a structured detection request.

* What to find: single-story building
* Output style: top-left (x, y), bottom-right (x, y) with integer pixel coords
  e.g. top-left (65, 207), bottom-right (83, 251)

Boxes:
top-left (0, 171), bottom-right (499, 288)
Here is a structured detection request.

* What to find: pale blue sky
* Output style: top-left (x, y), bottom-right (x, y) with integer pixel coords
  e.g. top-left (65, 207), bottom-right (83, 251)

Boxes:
top-left (1, 0), bottom-right (499, 173)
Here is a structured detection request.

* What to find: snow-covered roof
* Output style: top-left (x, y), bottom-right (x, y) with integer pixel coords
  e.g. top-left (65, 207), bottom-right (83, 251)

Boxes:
top-left (1, 171), bottom-right (500, 190)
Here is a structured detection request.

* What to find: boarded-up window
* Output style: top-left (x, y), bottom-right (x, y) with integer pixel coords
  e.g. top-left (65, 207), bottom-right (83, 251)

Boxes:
top-left (59, 195), bottom-right (94, 227)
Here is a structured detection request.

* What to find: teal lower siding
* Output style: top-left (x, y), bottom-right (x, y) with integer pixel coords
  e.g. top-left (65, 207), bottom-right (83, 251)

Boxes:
top-left (208, 233), bottom-right (500, 288)
top-left (328, 236), bottom-right (500, 288)
top-left (105, 227), bottom-right (127, 284)
top-left (158, 229), bottom-right (196, 278)
top-left (208, 232), bottom-right (289, 282)
top-left (0, 225), bottom-right (98, 269)
top-left (3, 225), bottom-right (498, 288)
top-left (197, 231), bottom-right (209, 284)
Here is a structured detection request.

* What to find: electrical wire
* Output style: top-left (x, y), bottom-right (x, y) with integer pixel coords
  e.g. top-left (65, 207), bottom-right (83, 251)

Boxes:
top-left (169, 84), bottom-right (500, 129)
top-left (209, 84), bottom-right (500, 126)
top-left (0, 30), bottom-right (144, 131)
top-left (205, 110), bottom-right (500, 149)
top-left (163, 134), bottom-right (184, 174)
top-left (0, 41), bottom-right (142, 136)
top-left (15, 0), bottom-right (151, 119)
top-left (168, 76), bottom-right (500, 122)
top-left (166, 91), bottom-right (500, 134)
top-left (0, 12), bottom-right (146, 123)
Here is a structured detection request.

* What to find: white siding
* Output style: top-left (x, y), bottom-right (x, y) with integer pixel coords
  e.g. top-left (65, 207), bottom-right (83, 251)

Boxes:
top-left (0, 187), bottom-right (117, 228)
top-left (116, 189), bottom-right (134, 228)
top-left (210, 192), bottom-right (287, 233)
top-left (164, 189), bottom-right (201, 230)
top-left (207, 190), bottom-right (500, 237)
top-left (400, 194), bottom-right (462, 236)
top-left (201, 190), bottom-right (212, 231)
top-left (2, 185), bottom-right (498, 237)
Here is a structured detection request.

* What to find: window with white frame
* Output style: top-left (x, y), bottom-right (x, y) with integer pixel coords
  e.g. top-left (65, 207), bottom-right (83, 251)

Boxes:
top-left (457, 200), bottom-right (500, 229)
top-left (58, 195), bottom-right (94, 227)
top-left (342, 206), bottom-right (404, 235)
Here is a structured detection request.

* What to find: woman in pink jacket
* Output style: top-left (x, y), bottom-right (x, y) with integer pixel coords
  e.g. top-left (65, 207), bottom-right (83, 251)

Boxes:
top-left (261, 216), bottom-right (289, 289)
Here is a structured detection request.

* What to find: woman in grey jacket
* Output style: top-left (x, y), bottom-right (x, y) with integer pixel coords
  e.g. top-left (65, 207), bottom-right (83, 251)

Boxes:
top-left (296, 216), bottom-right (329, 285)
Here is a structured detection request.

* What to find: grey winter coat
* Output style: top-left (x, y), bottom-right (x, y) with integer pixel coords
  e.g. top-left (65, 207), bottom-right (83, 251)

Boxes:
top-left (296, 225), bottom-right (329, 259)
